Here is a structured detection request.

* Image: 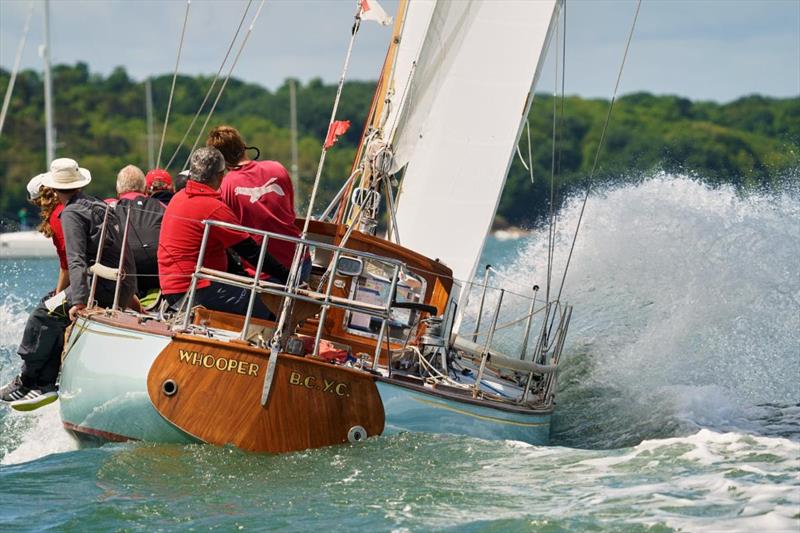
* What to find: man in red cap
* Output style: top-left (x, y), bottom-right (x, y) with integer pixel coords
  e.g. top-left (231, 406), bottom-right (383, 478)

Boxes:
top-left (145, 168), bottom-right (174, 204)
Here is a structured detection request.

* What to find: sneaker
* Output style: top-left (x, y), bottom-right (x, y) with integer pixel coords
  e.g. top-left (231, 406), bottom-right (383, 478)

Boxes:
top-left (0, 375), bottom-right (28, 402)
top-left (3, 380), bottom-right (58, 412)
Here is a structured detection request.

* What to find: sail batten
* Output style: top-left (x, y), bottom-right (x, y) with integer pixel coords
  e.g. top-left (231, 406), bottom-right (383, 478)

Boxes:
top-left (388, 0), bottom-right (561, 284)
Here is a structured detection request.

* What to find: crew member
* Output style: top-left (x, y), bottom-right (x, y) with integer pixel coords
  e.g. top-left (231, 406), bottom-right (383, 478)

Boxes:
top-left (115, 165), bottom-right (165, 300)
top-left (145, 168), bottom-right (174, 204)
top-left (206, 125), bottom-right (310, 280)
top-left (0, 158), bottom-right (136, 410)
top-left (26, 174), bottom-right (69, 293)
top-left (157, 147), bottom-right (288, 318)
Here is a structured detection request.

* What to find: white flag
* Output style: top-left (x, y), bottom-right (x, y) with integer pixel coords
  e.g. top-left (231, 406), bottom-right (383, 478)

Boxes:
top-left (359, 0), bottom-right (393, 26)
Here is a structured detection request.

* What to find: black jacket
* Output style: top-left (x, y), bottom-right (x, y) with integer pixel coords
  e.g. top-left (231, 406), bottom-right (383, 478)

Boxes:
top-left (60, 193), bottom-right (137, 307)
top-left (115, 194), bottom-right (165, 294)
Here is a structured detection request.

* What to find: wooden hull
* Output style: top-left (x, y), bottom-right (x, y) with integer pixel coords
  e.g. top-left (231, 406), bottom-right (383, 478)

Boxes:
top-left (60, 316), bottom-right (384, 452)
top-left (147, 336), bottom-right (384, 453)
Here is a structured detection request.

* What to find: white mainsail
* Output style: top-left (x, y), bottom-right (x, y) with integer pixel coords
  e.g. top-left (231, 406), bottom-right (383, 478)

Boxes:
top-left (387, 0), bottom-right (561, 284)
top-left (378, 0), bottom-right (437, 136)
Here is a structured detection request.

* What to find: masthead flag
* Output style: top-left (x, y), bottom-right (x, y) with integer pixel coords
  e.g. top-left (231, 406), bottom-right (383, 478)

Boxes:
top-left (359, 0), bottom-right (392, 26)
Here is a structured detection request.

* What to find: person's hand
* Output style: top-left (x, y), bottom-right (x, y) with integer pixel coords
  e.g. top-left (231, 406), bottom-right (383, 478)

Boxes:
top-left (68, 303), bottom-right (86, 321)
top-left (130, 295), bottom-right (143, 313)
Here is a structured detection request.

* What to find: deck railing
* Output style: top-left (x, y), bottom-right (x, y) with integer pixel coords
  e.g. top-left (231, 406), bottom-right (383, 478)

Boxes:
top-left (183, 219), bottom-right (408, 364)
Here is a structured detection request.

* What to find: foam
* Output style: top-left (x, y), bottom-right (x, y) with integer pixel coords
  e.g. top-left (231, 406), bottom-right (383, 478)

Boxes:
top-left (1, 401), bottom-right (80, 465)
top-left (472, 175), bottom-right (800, 440)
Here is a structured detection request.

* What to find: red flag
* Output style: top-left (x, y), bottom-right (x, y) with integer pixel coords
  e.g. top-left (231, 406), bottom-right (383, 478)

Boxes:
top-left (324, 120), bottom-right (351, 149)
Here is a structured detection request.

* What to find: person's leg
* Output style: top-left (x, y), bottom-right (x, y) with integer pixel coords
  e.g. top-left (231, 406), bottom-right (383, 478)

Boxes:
top-left (16, 292), bottom-right (70, 387)
top-left (1, 289), bottom-right (70, 407)
top-left (197, 282), bottom-right (274, 320)
top-left (300, 257), bottom-right (312, 283)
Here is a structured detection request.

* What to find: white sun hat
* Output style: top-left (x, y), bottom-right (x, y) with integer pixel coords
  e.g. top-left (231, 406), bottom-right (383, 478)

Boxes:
top-left (26, 173), bottom-right (47, 200)
top-left (40, 158), bottom-right (92, 190)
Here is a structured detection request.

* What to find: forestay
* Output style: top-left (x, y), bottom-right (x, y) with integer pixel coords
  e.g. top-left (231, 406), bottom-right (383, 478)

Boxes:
top-left (388, 0), bottom-right (561, 284)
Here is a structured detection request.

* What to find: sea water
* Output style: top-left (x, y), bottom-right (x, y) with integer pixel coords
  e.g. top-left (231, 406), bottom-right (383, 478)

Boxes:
top-left (0, 175), bottom-right (798, 531)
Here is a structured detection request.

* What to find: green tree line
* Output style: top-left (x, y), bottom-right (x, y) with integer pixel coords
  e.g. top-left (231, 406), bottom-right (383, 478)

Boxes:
top-left (1, 63), bottom-right (798, 229)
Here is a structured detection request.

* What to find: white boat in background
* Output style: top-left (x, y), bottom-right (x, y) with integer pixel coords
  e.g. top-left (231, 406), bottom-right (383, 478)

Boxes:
top-left (0, 231), bottom-right (57, 259)
top-left (1, 1), bottom-right (57, 262)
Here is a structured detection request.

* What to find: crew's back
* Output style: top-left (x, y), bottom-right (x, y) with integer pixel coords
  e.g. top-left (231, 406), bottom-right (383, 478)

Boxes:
top-left (114, 165), bottom-right (164, 297)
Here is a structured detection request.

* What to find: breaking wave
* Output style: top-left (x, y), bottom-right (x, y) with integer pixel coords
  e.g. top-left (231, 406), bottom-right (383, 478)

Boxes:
top-left (0, 261), bottom-right (80, 464)
top-left (484, 174), bottom-right (800, 448)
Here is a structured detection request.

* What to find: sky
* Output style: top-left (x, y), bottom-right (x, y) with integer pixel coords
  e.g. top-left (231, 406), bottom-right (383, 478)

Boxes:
top-left (0, 0), bottom-right (798, 103)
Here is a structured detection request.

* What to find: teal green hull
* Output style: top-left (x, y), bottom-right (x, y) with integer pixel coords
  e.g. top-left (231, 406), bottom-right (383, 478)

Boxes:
top-left (377, 381), bottom-right (551, 444)
top-left (59, 318), bottom-right (197, 443)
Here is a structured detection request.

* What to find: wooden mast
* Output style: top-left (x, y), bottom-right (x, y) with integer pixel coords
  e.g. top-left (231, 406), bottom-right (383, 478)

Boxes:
top-left (334, 0), bottom-right (409, 225)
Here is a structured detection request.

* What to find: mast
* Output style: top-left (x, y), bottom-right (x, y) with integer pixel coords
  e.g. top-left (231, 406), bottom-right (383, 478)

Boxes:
top-left (145, 77), bottom-right (155, 169)
top-left (0, 3), bottom-right (34, 136)
top-left (334, 0), bottom-right (412, 224)
top-left (43, 0), bottom-right (55, 166)
top-left (289, 79), bottom-right (299, 189)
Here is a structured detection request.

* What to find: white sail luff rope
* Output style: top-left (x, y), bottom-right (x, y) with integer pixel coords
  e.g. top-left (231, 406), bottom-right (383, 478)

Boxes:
top-left (157, 0), bottom-right (191, 169)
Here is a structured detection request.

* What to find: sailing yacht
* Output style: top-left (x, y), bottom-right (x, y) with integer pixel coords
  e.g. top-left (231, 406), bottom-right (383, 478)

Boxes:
top-left (57, 0), bottom-right (571, 453)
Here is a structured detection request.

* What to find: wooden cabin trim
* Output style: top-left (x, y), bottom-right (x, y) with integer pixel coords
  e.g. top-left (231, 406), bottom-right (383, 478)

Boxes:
top-left (80, 311), bottom-right (175, 337)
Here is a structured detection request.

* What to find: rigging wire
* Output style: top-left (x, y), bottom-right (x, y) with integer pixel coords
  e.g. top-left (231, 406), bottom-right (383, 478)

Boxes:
top-left (181, 0), bottom-right (268, 171)
top-left (301, 12), bottom-right (362, 236)
top-left (555, 0), bottom-right (642, 303)
top-left (546, 0), bottom-right (569, 340)
top-left (157, 0), bottom-right (192, 169)
top-left (0, 1), bottom-right (33, 136)
top-left (164, 0), bottom-right (253, 171)
top-left (271, 7), bottom-right (364, 349)
top-left (545, 10), bottom-right (560, 307)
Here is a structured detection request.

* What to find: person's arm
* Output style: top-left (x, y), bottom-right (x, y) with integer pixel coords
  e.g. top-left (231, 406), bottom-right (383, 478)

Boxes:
top-left (60, 207), bottom-right (90, 310)
top-left (55, 268), bottom-right (70, 293)
top-left (211, 202), bottom-right (290, 282)
top-left (231, 237), bottom-right (290, 282)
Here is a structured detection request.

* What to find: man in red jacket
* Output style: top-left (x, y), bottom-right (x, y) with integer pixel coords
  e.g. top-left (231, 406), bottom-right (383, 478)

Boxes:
top-left (157, 147), bottom-right (288, 318)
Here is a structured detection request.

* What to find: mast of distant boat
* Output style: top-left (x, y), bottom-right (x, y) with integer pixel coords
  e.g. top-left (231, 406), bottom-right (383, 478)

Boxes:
top-left (0, 3), bottom-right (34, 136)
top-left (145, 77), bottom-right (155, 169)
top-left (43, 0), bottom-right (55, 166)
top-left (289, 78), bottom-right (299, 189)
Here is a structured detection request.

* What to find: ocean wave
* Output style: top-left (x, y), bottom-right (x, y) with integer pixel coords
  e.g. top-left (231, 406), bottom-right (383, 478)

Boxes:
top-left (474, 174), bottom-right (800, 447)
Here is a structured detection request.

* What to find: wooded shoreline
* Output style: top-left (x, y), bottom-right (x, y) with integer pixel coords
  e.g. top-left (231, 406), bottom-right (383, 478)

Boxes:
top-left (1, 63), bottom-right (798, 229)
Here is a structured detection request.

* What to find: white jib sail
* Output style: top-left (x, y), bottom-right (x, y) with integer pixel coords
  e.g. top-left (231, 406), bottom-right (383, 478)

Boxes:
top-left (389, 0), bottom-right (561, 284)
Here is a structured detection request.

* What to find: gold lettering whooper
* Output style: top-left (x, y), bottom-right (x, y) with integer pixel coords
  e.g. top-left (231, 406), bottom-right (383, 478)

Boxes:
top-left (178, 349), bottom-right (259, 377)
